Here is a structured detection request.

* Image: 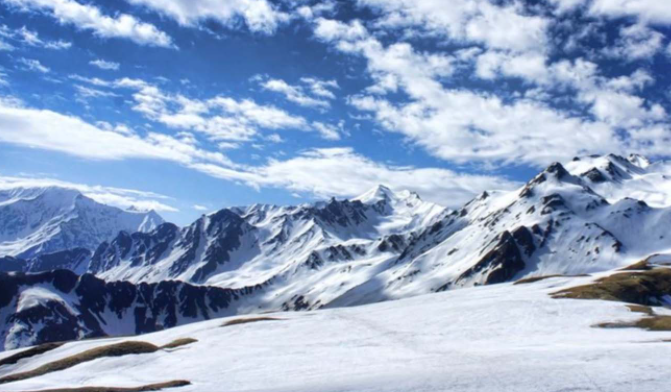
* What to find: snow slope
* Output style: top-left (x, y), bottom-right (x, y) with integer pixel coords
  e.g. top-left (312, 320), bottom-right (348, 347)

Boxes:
top-left (1, 273), bottom-right (670, 392)
top-left (0, 186), bottom-right (164, 259)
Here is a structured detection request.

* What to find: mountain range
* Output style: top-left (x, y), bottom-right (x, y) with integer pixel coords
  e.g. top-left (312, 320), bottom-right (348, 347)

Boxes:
top-left (1, 153), bottom-right (671, 350)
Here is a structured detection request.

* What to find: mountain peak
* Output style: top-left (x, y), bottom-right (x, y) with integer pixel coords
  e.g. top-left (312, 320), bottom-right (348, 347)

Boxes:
top-left (353, 184), bottom-right (396, 204)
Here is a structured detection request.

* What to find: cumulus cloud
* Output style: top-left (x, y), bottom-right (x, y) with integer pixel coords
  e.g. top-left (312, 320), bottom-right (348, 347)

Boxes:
top-left (603, 24), bottom-right (665, 61)
top-left (588, 0), bottom-right (671, 24)
top-left (90, 59), bottom-right (120, 71)
top-left (0, 175), bottom-right (178, 212)
top-left (74, 75), bottom-right (342, 142)
top-left (311, 16), bottom-right (671, 167)
top-left (125, 0), bottom-right (290, 34)
top-left (4, 0), bottom-right (173, 48)
top-left (359, 0), bottom-right (549, 52)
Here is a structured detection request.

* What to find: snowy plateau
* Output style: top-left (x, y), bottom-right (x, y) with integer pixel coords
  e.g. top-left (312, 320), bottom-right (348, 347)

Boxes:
top-left (0, 153), bottom-right (671, 391)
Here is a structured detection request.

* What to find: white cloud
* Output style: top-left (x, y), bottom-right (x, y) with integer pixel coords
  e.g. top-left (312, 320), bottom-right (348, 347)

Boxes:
top-left (589, 0), bottom-right (671, 24)
top-left (604, 24), bottom-right (665, 61)
top-left (255, 75), bottom-right (338, 109)
top-left (0, 175), bottom-right (178, 212)
top-left (126, 0), bottom-right (290, 34)
top-left (312, 121), bottom-right (342, 141)
top-left (76, 76), bottom-right (340, 142)
top-left (193, 204), bottom-right (208, 211)
top-left (191, 147), bottom-right (520, 208)
top-left (260, 78), bottom-right (330, 109)
top-left (475, 51), bottom-right (548, 82)
top-left (314, 19), bottom-right (453, 99)
top-left (90, 59), bottom-right (120, 71)
top-left (0, 96), bottom-right (233, 167)
top-left (0, 40), bottom-right (13, 51)
top-left (311, 16), bottom-right (671, 167)
top-left (358, 0), bottom-right (549, 52)
top-left (0, 96), bottom-right (520, 208)
top-left (5, 0), bottom-right (173, 48)
top-left (16, 26), bottom-right (72, 49)
top-left (18, 58), bottom-right (50, 73)
top-left (74, 84), bottom-right (120, 99)
top-left (300, 77), bottom-right (339, 99)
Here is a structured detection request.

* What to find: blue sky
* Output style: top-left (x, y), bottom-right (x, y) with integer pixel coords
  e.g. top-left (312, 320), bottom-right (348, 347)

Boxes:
top-left (0, 0), bottom-right (670, 225)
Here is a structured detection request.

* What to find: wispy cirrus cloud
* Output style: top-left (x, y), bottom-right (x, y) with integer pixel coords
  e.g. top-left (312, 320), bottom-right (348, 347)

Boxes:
top-left (18, 57), bottom-right (50, 73)
top-left (253, 75), bottom-right (339, 109)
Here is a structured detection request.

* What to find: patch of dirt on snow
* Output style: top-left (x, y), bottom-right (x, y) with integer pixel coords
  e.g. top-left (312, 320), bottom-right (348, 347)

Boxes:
top-left (552, 268), bottom-right (671, 306)
top-left (0, 341), bottom-right (160, 385)
top-left (0, 342), bottom-right (64, 368)
top-left (221, 316), bottom-right (282, 327)
top-left (22, 379), bottom-right (191, 391)
top-left (161, 338), bottom-right (198, 350)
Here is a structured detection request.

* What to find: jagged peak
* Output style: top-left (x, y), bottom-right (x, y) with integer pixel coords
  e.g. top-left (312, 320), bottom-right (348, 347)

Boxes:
top-left (544, 162), bottom-right (570, 179)
top-left (353, 184), bottom-right (396, 205)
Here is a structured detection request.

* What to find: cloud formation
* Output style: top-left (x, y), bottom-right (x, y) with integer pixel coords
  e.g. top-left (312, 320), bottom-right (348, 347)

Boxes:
top-left (0, 174), bottom-right (178, 212)
top-left (5, 0), bottom-right (173, 47)
top-left (125, 0), bottom-right (290, 34)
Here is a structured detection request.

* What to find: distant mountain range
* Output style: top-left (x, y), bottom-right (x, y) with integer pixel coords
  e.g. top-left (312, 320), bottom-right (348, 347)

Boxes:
top-left (2, 153), bottom-right (671, 350)
top-left (0, 186), bottom-right (163, 263)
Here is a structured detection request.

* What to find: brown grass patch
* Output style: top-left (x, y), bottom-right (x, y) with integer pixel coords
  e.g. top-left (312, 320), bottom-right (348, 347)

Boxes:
top-left (0, 341), bottom-right (160, 385)
top-left (626, 304), bottom-right (654, 316)
top-left (552, 268), bottom-right (671, 305)
top-left (221, 316), bottom-right (281, 327)
top-left (160, 338), bottom-right (197, 350)
top-left (596, 316), bottom-right (671, 332)
top-left (619, 259), bottom-right (654, 271)
top-left (23, 380), bottom-right (191, 391)
top-left (514, 274), bottom-right (589, 285)
top-left (0, 342), bottom-right (64, 368)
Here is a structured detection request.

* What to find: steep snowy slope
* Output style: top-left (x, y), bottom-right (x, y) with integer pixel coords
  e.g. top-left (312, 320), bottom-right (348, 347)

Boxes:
top-left (1, 274), bottom-right (669, 392)
top-left (0, 269), bottom-right (260, 351)
top-left (329, 154), bottom-right (671, 306)
top-left (89, 186), bottom-right (446, 293)
top-left (0, 186), bottom-right (164, 259)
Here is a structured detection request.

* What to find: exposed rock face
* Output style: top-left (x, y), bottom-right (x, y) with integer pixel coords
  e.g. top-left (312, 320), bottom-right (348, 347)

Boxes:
top-left (0, 269), bottom-right (265, 351)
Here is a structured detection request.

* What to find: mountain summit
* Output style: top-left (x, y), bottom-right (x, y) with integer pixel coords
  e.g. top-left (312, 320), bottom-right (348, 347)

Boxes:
top-left (0, 186), bottom-right (164, 260)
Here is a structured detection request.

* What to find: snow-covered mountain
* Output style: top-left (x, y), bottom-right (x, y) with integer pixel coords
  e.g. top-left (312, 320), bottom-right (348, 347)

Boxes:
top-left (87, 154), bottom-right (671, 309)
top-left (88, 185), bottom-right (448, 309)
top-left (0, 186), bottom-right (164, 260)
top-left (3, 153), bottom-right (671, 350)
top-left (0, 269), bottom-right (259, 351)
